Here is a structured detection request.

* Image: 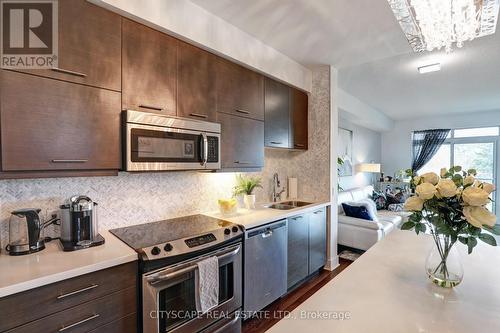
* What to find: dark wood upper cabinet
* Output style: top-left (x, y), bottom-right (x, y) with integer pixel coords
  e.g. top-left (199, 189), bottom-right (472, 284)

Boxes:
top-left (14, 0), bottom-right (121, 91)
top-left (265, 78), bottom-right (291, 148)
top-left (177, 42), bottom-right (217, 121)
top-left (217, 112), bottom-right (264, 169)
top-left (264, 78), bottom-right (308, 150)
top-left (216, 59), bottom-right (264, 121)
top-left (122, 19), bottom-right (177, 115)
top-left (0, 70), bottom-right (121, 172)
top-left (290, 88), bottom-right (309, 150)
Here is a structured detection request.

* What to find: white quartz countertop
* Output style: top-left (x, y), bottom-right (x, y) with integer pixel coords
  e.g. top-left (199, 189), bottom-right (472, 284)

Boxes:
top-left (204, 200), bottom-right (331, 230)
top-left (0, 229), bottom-right (138, 298)
top-left (267, 230), bottom-right (500, 333)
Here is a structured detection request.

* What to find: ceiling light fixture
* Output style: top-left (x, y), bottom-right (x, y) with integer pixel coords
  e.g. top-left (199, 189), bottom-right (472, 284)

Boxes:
top-left (418, 63), bottom-right (442, 73)
top-left (388, 0), bottom-right (500, 53)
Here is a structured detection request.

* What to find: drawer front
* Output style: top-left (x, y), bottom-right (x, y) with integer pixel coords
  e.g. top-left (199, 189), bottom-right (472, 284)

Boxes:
top-left (6, 287), bottom-right (136, 333)
top-left (0, 262), bottom-right (137, 332)
top-left (88, 313), bottom-right (137, 333)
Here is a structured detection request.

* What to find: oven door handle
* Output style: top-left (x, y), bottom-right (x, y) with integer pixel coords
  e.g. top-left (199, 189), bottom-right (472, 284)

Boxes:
top-left (147, 245), bottom-right (240, 284)
top-left (211, 314), bottom-right (240, 333)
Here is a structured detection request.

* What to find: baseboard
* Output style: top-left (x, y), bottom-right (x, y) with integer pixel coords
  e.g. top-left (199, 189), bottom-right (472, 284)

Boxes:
top-left (323, 255), bottom-right (340, 271)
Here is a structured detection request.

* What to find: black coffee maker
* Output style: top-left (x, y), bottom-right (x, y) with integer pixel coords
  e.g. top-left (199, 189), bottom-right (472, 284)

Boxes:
top-left (60, 196), bottom-right (104, 251)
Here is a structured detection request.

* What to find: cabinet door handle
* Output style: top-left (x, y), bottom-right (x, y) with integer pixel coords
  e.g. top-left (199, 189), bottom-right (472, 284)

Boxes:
top-left (190, 113), bottom-right (208, 119)
top-left (57, 284), bottom-right (99, 299)
top-left (234, 161), bottom-right (252, 165)
top-left (294, 143), bottom-right (305, 148)
top-left (51, 67), bottom-right (87, 78)
top-left (51, 159), bottom-right (88, 163)
top-left (270, 141), bottom-right (283, 145)
top-left (313, 210), bottom-right (323, 215)
top-left (235, 109), bottom-right (250, 115)
top-left (293, 216), bottom-right (304, 220)
top-left (139, 104), bottom-right (164, 111)
top-left (58, 314), bottom-right (100, 332)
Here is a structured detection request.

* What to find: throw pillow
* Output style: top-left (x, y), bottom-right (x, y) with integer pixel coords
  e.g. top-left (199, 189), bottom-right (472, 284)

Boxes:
top-left (388, 203), bottom-right (404, 212)
top-left (342, 203), bottom-right (373, 221)
top-left (371, 191), bottom-right (387, 210)
top-left (356, 199), bottom-right (379, 222)
top-left (386, 192), bottom-right (405, 205)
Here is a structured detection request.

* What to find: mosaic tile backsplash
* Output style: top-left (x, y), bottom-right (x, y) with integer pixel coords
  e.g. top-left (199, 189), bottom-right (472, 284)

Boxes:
top-left (0, 67), bottom-right (331, 249)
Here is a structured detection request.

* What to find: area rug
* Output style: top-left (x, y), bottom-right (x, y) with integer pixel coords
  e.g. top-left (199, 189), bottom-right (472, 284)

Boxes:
top-left (339, 250), bottom-right (361, 262)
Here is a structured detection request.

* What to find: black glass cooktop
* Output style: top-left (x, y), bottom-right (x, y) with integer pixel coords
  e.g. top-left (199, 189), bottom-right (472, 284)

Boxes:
top-left (109, 214), bottom-right (234, 250)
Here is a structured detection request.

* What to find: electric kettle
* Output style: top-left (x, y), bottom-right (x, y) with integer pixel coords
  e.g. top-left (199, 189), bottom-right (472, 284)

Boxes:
top-left (7, 208), bottom-right (45, 256)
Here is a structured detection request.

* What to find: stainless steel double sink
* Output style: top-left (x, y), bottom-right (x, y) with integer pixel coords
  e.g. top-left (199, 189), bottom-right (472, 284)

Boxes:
top-left (266, 200), bottom-right (312, 210)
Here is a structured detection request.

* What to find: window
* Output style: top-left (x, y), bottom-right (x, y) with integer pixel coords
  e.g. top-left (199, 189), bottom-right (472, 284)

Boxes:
top-left (454, 127), bottom-right (499, 138)
top-left (419, 127), bottom-right (498, 214)
top-left (418, 144), bottom-right (450, 175)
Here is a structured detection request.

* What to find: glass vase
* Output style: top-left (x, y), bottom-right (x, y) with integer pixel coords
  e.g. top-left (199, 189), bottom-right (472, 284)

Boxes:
top-left (425, 235), bottom-right (463, 288)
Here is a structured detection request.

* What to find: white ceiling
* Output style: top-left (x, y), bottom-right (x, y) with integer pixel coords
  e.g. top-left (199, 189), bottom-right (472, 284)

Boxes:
top-left (192, 0), bottom-right (500, 120)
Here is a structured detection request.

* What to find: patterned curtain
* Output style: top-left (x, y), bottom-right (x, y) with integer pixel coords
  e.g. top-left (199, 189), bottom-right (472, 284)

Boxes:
top-left (412, 129), bottom-right (451, 173)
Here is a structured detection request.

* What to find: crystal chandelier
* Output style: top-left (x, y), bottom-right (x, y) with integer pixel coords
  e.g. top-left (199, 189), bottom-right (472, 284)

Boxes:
top-left (388, 0), bottom-right (500, 52)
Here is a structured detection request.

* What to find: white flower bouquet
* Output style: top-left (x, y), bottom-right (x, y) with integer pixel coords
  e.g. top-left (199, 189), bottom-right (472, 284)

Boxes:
top-left (403, 166), bottom-right (499, 287)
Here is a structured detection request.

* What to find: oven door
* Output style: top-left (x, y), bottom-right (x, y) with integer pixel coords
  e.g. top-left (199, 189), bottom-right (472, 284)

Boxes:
top-left (143, 244), bottom-right (242, 333)
top-left (125, 123), bottom-right (217, 171)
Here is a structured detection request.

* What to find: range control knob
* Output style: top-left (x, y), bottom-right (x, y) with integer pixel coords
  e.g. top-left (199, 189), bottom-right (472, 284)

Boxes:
top-left (232, 226), bottom-right (239, 233)
top-left (224, 228), bottom-right (231, 235)
top-left (164, 243), bottom-right (173, 252)
top-left (151, 246), bottom-right (161, 255)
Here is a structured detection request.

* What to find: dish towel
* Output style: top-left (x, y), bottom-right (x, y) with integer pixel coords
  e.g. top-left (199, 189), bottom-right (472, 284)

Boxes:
top-left (195, 256), bottom-right (219, 314)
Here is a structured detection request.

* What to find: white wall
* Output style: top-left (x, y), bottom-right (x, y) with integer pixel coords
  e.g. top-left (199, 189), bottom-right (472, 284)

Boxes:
top-left (381, 110), bottom-right (500, 176)
top-left (89, 0), bottom-right (312, 92)
top-left (338, 117), bottom-right (382, 190)
top-left (337, 88), bottom-right (394, 132)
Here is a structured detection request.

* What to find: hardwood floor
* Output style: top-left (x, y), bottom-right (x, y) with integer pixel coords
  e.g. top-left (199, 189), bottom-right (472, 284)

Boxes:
top-left (242, 258), bottom-right (352, 333)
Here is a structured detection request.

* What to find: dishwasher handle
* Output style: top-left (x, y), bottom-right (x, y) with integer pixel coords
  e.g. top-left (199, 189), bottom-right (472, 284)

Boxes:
top-left (262, 230), bottom-right (273, 238)
top-left (247, 219), bottom-right (286, 238)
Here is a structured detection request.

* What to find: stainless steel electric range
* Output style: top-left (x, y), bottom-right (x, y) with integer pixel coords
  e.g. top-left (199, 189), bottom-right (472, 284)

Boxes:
top-left (110, 214), bottom-right (244, 333)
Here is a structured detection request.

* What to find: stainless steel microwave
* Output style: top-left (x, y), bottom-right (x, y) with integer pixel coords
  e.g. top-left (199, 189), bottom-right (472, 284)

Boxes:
top-left (123, 110), bottom-right (221, 172)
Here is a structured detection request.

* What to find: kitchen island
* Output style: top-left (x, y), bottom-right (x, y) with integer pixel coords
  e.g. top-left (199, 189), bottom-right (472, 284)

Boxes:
top-left (267, 229), bottom-right (500, 333)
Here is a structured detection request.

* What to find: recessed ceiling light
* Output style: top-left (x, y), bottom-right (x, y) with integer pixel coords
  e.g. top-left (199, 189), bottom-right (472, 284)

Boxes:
top-left (418, 63), bottom-right (441, 74)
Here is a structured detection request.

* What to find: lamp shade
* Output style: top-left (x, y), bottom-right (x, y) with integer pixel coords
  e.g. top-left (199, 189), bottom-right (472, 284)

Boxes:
top-left (356, 163), bottom-right (381, 173)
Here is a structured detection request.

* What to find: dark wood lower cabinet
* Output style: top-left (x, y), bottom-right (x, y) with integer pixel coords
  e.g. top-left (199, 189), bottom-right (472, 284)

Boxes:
top-left (217, 112), bottom-right (264, 169)
top-left (6, 287), bottom-right (136, 333)
top-left (287, 215), bottom-right (309, 288)
top-left (88, 313), bottom-right (137, 333)
top-left (0, 262), bottom-right (137, 333)
top-left (287, 209), bottom-right (327, 290)
top-left (0, 70), bottom-right (121, 174)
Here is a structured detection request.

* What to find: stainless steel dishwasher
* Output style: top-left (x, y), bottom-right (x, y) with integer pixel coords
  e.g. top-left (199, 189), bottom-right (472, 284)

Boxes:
top-left (244, 219), bottom-right (288, 313)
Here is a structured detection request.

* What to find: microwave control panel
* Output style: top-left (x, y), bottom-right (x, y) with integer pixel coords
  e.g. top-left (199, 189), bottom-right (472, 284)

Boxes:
top-left (207, 136), bottom-right (219, 163)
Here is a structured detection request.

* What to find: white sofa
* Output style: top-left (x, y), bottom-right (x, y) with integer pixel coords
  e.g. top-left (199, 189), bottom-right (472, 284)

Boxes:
top-left (338, 185), bottom-right (407, 251)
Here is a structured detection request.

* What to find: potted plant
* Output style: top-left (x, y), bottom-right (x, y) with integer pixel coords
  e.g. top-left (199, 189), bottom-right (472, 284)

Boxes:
top-left (233, 174), bottom-right (262, 209)
top-left (403, 166), bottom-right (499, 287)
